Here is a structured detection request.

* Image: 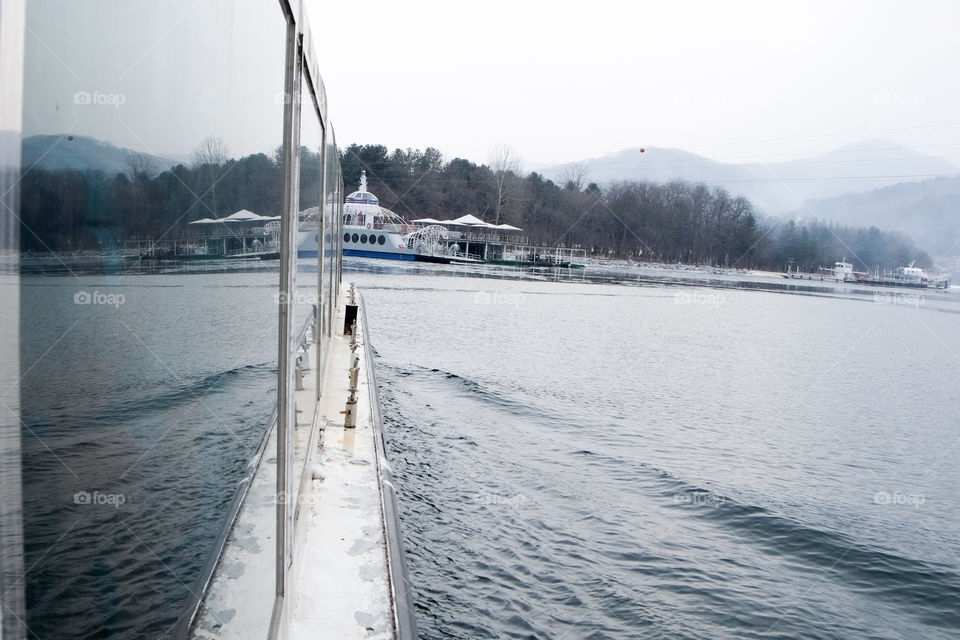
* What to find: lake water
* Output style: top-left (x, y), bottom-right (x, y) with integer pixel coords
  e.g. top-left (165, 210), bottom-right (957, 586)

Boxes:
top-left (17, 258), bottom-right (960, 638)
top-left (355, 264), bottom-right (960, 640)
top-left (19, 268), bottom-right (299, 638)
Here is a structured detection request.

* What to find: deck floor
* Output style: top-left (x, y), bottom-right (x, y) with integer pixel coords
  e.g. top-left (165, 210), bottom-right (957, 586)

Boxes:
top-left (193, 288), bottom-right (393, 639)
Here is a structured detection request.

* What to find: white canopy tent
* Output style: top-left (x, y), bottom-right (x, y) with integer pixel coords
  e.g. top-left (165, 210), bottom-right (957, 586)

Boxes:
top-left (189, 210), bottom-right (280, 224)
top-left (411, 214), bottom-right (524, 232)
top-left (449, 214), bottom-right (488, 226)
top-left (223, 209), bottom-right (273, 222)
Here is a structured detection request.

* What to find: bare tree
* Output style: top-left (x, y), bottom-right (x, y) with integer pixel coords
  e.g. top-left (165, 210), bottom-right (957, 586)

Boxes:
top-left (191, 136), bottom-right (229, 168)
top-left (488, 144), bottom-right (521, 225)
top-left (124, 151), bottom-right (156, 181)
top-left (560, 161), bottom-right (589, 192)
top-left (192, 137), bottom-right (230, 217)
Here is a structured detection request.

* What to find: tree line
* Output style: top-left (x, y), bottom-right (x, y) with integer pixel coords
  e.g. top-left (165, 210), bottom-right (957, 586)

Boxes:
top-left (18, 139), bottom-right (931, 271)
top-left (340, 143), bottom-right (932, 271)
top-left (18, 141), bottom-right (324, 252)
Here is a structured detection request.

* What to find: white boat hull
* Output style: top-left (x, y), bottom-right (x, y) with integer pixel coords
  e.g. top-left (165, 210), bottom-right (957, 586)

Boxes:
top-left (298, 224), bottom-right (415, 260)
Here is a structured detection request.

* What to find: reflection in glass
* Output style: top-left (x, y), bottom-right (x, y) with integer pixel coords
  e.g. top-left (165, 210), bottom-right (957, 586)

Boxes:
top-left (324, 130), bottom-right (342, 338)
top-left (1, 3), bottom-right (27, 638)
top-left (19, 1), bottom-right (285, 636)
top-left (290, 87), bottom-right (325, 513)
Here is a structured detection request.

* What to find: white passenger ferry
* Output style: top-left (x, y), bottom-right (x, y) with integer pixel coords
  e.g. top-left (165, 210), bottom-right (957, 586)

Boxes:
top-left (298, 171), bottom-right (455, 262)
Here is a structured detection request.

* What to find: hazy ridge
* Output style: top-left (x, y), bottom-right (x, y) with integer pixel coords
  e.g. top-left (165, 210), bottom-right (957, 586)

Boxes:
top-left (543, 139), bottom-right (960, 260)
top-left (21, 134), bottom-right (182, 175)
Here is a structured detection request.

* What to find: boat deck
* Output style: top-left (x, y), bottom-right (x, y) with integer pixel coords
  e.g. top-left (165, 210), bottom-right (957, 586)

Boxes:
top-left (289, 300), bottom-right (393, 639)
top-left (191, 285), bottom-right (403, 639)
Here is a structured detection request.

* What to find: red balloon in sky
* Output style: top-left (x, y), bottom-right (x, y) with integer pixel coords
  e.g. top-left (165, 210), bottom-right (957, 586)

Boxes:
top-left (640, 148), bottom-right (645, 153)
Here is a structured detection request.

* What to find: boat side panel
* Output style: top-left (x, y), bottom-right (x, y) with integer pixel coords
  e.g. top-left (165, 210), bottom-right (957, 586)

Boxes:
top-left (343, 250), bottom-right (416, 261)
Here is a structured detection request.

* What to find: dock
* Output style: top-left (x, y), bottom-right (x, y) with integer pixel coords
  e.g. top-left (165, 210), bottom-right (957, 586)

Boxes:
top-left (438, 227), bottom-right (587, 267)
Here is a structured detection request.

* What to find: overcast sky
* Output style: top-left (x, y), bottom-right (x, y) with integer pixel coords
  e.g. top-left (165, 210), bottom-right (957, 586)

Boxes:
top-left (24, 0), bottom-right (288, 162)
top-left (22, 1), bottom-right (960, 173)
top-left (307, 0), bottom-right (960, 169)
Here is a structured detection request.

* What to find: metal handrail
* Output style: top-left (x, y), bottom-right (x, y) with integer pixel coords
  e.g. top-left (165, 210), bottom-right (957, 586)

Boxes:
top-left (359, 292), bottom-right (419, 640)
top-left (294, 305), bottom-right (316, 352)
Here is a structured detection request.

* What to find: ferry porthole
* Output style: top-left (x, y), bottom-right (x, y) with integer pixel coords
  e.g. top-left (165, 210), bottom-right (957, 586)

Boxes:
top-left (351, 233), bottom-right (359, 243)
top-left (378, 235), bottom-right (385, 245)
top-left (343, 232), bottom-right (350, 243)
top-left (360, 234), bottom-right (367, 244)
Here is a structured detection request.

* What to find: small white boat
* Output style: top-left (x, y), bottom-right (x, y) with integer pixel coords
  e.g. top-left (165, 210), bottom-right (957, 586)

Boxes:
top-left (826, 259), bottom-right (950, 289)
top-left (831, 259), bottom-right (855, 282)
top-left (883, 262), bottom-right (950, 288)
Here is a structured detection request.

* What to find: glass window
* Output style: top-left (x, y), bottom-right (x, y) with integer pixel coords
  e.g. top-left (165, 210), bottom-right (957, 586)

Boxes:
top-left (18, 1), bottom-right (286, 636)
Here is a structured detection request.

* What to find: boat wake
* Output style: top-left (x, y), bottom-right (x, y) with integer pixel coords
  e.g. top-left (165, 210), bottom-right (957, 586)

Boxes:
top-left (375, 360), bottom-right (960, 639)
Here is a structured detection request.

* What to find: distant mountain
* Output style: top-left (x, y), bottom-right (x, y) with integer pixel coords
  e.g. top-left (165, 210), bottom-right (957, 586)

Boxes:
top-left (798, 176), bottom-right (960, 257)
top-left (543, 146), bottom-right (753, 193)
top-left (21, 134), bottom-right (181, 176)
top-left (741, 140), bottom-right (960, 212)
top-left (542, 139), bottom-right (960, 214)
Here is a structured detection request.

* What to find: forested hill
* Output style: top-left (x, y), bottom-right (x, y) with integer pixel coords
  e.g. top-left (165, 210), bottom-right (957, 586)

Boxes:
top-left (340, 144), bottom-right (932, 271)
